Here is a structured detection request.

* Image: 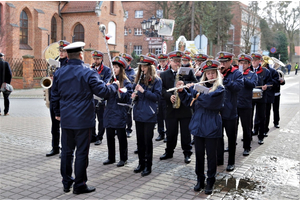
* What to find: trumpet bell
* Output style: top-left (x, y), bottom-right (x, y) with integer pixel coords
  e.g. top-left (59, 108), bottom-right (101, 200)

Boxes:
top-left (40, 77), bottom-right (53, 89)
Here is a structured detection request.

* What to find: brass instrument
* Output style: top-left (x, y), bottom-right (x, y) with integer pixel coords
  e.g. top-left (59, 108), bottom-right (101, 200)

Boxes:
top-left (271, 57), bottom-right (285, 81)
top-left (173, 72), bottom-right (181, 109)
top-left (262, 56), bottom-right (272, 68)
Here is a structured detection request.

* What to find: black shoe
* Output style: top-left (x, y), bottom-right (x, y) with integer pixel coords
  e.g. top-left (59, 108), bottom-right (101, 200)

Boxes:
top-left (263, 132), bottom-right (268, 137)
top-left (63, 182), bottom-right (73, 193)
top-left (184, 155), bottom-right (191, 164)
top-left (205, 184), bottom-right (213, 195)
top-left (134, 164), bottom-right (145, 173)
top-left (224, 147), bottom-right (229, 152)
top-left (164, 137), bottom-right (167, 143)
top-left (243, 149), bottom-right (250, 156)
top-left (194, 181), bottom-right (204, 191)
top-left (252, 130), bottom-right (258, 136)
top-left (226, 164), bottom-right (235, 172)
top-left (117, 160), bottom-right (127, 167)
top-left (274, 124), bottom-right (280, 128)
top-left (46, 149), bottom-right (59, 157)
top-left (73, 185), bottom-right (96, 195)
top-left (90, 137), bottom-right (97, 143)
top-left (103, 159), bottom-right (115, 165)
top-left (258, 139), bottom-right (264, 145)
top-left (217, 161), bottom-right (224, 166)
top-left (160, 153), bottom-right (173, 160)
top-left (134, 149), bottom-right (138, 154)
top-left (141, 167), bottom-right (151, 177)
top-left (155, 134), bottom-right (164, 141)
top-left (127, 132), bottom-right (132, 138)
top-left (94, 140), bottom-right (102, 145)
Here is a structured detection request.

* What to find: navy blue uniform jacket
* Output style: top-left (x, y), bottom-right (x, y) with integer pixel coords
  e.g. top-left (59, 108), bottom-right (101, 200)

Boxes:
top-left (221, 67), bottom-right (244, 120)
top-left (265, 65), bottom-right (280, 103)
top-left (103, 78), bottom-right (133, 128)
top-left (0, 60), bottom-right (12, 85)
top-left (125, 65), bottom-right (136, 83)
top-left (133, 77), bottom-right (162, 123)
top-left (51, 59), bottom-right (117, 129)
top-left (237, 68), bottom-right (258, 109)
top-left (179, 85), bottom-right (225, 138)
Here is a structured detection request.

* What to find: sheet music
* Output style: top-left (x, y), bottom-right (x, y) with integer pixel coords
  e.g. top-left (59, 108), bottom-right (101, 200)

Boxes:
top-left (193, 84), bottom-right (210, 94)
top-left (238, 65), bottom-right (243, 73)
top-left (48, 58), bottom-right (60, 68)
top-left (178, 67), bottom-right (192, 75)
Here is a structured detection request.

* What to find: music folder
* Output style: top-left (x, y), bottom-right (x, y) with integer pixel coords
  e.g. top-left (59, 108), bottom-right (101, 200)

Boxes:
top-left (193, 84), bottom-right (210, 94)
top-left (178, 67), bottom-right (192, 75)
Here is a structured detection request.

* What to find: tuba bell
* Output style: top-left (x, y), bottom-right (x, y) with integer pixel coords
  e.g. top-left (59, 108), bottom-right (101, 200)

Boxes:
top-left (277, 70), bottom-right (285, 82)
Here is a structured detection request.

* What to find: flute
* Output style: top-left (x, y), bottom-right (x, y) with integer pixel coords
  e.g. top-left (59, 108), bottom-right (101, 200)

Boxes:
top-left (166, 78), bottom-right (218, 92)
top-left (127, 71), bottom-right (144, 114)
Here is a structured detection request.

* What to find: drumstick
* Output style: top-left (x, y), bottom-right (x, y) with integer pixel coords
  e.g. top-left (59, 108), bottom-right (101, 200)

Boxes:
top-left (255, 85), bottom-right (273, 88)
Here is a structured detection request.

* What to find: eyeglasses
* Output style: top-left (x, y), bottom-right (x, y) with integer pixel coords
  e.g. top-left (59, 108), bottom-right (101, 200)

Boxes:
top-left (59, 50), bottom-right (67, 53)
top-left (172, 59), bottom-right (181, 63)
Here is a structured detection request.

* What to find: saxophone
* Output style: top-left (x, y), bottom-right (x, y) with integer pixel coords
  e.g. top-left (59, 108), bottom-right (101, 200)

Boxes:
top-left (173, 72), bottom-right (181, 109)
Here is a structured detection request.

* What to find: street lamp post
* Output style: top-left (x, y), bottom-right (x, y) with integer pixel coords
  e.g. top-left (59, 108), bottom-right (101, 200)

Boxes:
top-left (141, 15), bottom-right (160, 53)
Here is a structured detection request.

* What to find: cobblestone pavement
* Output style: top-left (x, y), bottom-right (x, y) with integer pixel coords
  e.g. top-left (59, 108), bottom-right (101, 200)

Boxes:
top-left (0, 75), bottom-right (299, 199)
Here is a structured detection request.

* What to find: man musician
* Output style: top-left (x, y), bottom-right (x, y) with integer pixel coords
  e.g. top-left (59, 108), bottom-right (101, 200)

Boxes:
top-left (159, 51), bottom-right (197, 164)
top-left (91, 50), bottom-right (111, 145)
top-left (46, 40), bottom-right (70, 157)
top-left (250, 53), bottom-right (272, 145)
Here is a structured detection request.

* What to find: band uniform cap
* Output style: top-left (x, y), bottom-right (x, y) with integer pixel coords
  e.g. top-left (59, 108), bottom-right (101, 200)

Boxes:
top-left (63, 42), bottom-right (85, 53)
top-left (183, 50), bottom-right (191, 55)
top-left (58, 40), bottom-right (70, 48)
top-left (168, 51), bottom-right (183, 58)
top-left (112, 56), bottom-right (128, 68)
top-left (137, 55), bottom-right (157, 66)
top-left (251, 53), bottom-right (262, 60)
top-left (92, 50), bottom-right (104, 58)
top-left (122, 53), bottom-right (133, 61)
top-left (217, 51), bottom-right (235, 62)
top-left (147, 53), bottom-right (157, 59)
top-left (200, 60), bottom-right (220, 71)
top-left (195, 53), bottom-right (208, 61)
top-left (238, 54), bottom-right (252, 62)
top-left (157, 53), bottom-right (168, 60)
top-left (0, 53), bottom-right (4, 57)
top-left (182, 54), bottom-right (192, 61)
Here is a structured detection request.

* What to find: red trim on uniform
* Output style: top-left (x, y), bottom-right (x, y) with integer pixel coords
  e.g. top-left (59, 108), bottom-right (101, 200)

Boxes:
top-left (256, 66), bottom-right (263, 74)
top-left (202, 64), bottom-right (218, 71)
top-left (97, 63), bottom-right (104, 74)
top-left (243, 68), bottom-right (250, 75)
top-left (141, 58), bottom-right (155, 65)
top-left (222, 66), bottom-right (236, 77)
top-left (219, 55), bottom-right (232, 59)
top-left (93, 53), bottom-right (103, 57)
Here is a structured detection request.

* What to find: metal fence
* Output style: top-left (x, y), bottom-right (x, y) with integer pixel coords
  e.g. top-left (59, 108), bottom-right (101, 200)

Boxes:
top-left (5, 58), bottom-right (23, 77)
top-left (33, 59), bottom-right (48, 78)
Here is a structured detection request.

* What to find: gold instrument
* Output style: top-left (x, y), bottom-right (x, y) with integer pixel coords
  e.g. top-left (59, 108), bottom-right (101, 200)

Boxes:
top-left (271, 57), bottom-right (285, 81)
top-left (40, 77), bottom-right (53, 108)
top-left (262, 56), bottom-right (273, 68)
top-left (173, 72), bottom-right (181, 109)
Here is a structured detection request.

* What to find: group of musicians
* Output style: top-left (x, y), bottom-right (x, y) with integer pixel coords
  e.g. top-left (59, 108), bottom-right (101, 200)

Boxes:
top-left (46, 40), bottom-right (284, 195)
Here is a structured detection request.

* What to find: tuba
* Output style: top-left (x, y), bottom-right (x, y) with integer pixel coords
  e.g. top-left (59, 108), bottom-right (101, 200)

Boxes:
top-left (262, 56), bottom-right (271, 68)
top-left (173, 72), bottom-right (181, 109)
top-left (271, 57), bottom-right (285, 82)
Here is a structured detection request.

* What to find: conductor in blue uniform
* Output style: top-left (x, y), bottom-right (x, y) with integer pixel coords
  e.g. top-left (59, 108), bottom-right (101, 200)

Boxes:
top-left (51, 42), bottom-right (119, 195)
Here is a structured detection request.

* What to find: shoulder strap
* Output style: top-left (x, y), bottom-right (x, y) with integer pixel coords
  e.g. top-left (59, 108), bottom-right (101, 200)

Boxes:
top-left (2, 62), bottom-right (5, 82)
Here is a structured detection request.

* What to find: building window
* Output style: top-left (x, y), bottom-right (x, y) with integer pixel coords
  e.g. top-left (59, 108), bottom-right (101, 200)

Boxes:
top-left (242, 10), bottom-right (249, 22)
top-left (156, 10), bottom-right (163, 18)
top-left (155, 48), bottom-right (162, 54)
top-left (108, 21), bottom-right (116, 44)
top-left (110, 1), bottom-right (114, 14)
top-left (20, 10), bottom-right (28, 44)
top-left (124, 28), bottom-right (128, 36)
top-left (134, 28), bottom-right (143, 35)
top-left (134, 45), bottom-right (142, 55)
top-left (73, 24), bottom-right (84, 42)
top-left (135, 10), bottom-right (143, 18)
top-left (51, 16), bottom-right (57, 43)
top-left (125, 11), bottom-right (128, 19)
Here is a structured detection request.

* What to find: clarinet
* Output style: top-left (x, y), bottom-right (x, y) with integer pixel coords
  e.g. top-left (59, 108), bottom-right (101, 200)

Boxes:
top-left (128, 71), bottom-right (144, 114)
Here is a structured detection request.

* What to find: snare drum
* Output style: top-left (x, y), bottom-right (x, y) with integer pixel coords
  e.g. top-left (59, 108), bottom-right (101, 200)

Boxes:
top-left (252, 88), bottom-right (263, 99)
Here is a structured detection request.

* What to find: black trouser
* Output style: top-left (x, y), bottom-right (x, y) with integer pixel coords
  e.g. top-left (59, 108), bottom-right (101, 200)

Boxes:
top-left (165, 117), bottom-right (192, 156)
top-left (273, 95), bottom-right (280, 125)
top-left (61, 128), bottom-right (92, 190)
top-left (157, 99), bottom-right (167, 136)
top-left (295, 69), bottom-right (298, 75)
top-left (217, 119), bottom-right (237, 166)
top-left (50, 103), bottom-right (60, 150)
top-left (237, 108), bottom-right (252, 150)
top-left (251, 101), bottom-right (266, 140)
top-left (93, 104), bottom-right (105, 141)
top-left (265, 102), bottom-right (272, 133)
top-left (135, 121), bottom-right (155, 168)
top-left (194, 136), bottom-right (217, 186)
top-left (106, 127), bottom-right (128, 162)
top-left (0, 91), bottom-right (9, 114)
top-left (126, 109), bottom-right (133, 133)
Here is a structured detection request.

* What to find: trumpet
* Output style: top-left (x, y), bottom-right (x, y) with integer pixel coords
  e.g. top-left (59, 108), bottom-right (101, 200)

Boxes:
top-left (166, 78), bottom-right (218, 92)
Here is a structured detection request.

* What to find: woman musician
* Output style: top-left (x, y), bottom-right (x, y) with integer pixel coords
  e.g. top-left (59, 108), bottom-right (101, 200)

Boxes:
top-left (102, 56), bottom-right (133, 167)
top-left (132, 55), bottom-right (162, 177)
top-left (177, 60), bottom-right (225, 195)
